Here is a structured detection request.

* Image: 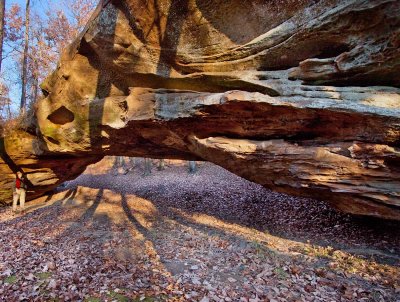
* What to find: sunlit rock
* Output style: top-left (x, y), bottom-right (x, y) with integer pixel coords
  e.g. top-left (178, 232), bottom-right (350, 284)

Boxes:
top-left (1, 0), bottom-right (399, 219)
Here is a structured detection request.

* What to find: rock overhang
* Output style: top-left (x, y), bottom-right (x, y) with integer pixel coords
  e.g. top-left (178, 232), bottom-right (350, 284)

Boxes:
top-left (0, 0), bottom-right (399, 219)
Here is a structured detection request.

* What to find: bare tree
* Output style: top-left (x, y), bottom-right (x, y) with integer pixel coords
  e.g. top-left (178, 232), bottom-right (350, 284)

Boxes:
top-left (0, 0), bottom-right (5, 73)
top-left (143, 158), bottom-right (152, 176)
top-left (0, 0), bottom-right (6, 121)
top-left (20, 0), bottom-right (30, 112)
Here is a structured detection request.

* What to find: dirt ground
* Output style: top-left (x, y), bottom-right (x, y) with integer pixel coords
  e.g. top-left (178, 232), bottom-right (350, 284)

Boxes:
top-left (0, 158), bottom-right (399, 302)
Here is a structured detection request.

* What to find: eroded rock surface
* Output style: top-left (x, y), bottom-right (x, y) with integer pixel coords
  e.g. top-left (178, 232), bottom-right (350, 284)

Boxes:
top-left (1, 0), bottom-right (399, 219)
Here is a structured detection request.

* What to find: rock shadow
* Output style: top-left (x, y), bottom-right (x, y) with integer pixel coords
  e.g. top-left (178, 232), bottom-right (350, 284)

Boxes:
top-left (66, 168), bottom-right (400, 267)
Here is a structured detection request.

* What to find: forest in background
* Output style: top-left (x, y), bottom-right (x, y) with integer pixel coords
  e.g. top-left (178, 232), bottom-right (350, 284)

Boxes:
top-left (0, 0), bottom-right (97, 122)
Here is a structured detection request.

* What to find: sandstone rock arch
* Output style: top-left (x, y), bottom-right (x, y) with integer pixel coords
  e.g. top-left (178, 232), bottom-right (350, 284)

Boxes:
top-left (1, 0), bottom-right (399, 220)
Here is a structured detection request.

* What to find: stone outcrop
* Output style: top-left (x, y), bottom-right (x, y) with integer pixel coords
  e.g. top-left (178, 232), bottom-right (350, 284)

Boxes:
top-left (1, 0), bottom-right (399, 219)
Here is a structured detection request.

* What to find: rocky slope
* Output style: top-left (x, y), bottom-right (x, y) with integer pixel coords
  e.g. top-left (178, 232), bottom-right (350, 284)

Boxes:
top-left (0, 0), bottom-right (399, 219)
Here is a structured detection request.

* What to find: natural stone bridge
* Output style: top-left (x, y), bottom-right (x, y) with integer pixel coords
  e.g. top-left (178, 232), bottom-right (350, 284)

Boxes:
top-left (1, 0), bottom-right (399, 219)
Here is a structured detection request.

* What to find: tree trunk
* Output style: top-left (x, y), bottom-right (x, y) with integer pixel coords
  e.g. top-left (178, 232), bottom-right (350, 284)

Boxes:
top-left (143, 158), bottom-right (152, 176)
top-left (188, 161), bottom-right (197, 174)
top-left (157, 159), bottom-right (165, 171)
top-left (0, 0), bottom-right (5, 74)
top-left (20, 0), bottom-right (30, 112)
top-left (129, 157), bottom-right (137, 167)
top-left (6, 101), bottom-right (11, 119)
top-left (31, 64), bottom-right (38, 105)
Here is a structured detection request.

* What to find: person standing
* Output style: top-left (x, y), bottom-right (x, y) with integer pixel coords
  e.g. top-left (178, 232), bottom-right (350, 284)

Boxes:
top-left (13, 171), bottom-right (27, 214)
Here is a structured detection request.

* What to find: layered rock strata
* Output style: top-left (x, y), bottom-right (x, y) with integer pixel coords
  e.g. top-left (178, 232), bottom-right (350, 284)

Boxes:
top-left (1, 0), bottom-right (399, 219)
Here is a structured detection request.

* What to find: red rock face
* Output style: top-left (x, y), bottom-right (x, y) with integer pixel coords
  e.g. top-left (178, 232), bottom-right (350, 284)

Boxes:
top-left (1, 0), bottom-right (399, 219)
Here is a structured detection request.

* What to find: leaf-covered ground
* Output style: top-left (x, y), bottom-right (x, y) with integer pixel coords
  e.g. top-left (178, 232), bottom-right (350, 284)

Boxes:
top-left (0, 160), bottom-right (399, 301)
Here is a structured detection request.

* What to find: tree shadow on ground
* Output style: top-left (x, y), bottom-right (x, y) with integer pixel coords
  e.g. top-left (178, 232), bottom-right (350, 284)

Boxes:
top-left (3, 176), bottom-right (397, 300)
top-left (61, 168), bottom-right (400, 267)
top-left (52, 184), bottom-right (398, 300)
